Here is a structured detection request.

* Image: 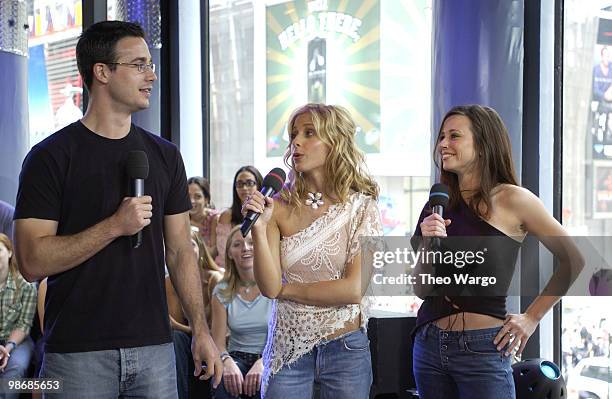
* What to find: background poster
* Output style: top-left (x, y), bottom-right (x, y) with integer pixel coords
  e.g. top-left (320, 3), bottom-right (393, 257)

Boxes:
top-left (265, 0), bottom-right (381, 157)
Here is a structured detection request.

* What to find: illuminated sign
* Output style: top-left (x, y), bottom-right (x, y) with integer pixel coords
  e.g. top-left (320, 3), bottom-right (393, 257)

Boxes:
top-left (266, 0), bottom-right (381, 157)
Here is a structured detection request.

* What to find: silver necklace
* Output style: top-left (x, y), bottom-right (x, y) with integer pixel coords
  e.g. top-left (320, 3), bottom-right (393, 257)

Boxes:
top-left (240, 281), bottom-right (256, 295)
top-left (305, 192), bottom-right (324, 209)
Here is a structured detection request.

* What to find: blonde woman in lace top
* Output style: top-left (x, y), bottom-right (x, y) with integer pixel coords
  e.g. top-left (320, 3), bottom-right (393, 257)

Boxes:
top-left (243, 104), bottom-right (382, 398)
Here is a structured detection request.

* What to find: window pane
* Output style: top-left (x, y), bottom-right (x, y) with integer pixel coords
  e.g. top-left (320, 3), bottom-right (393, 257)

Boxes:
top-left (27, 0), bottom-right (83, 148)
top-left (563, 2), bottom-right (612, 397)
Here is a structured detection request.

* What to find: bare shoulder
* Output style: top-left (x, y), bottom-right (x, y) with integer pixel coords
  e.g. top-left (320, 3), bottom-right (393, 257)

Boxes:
top-left (493, 184), bottom-right (539, 209)
top-left (270, 193), bottom-right (294, 236)
top-left (271, 193), bottom-right (289, 220)
top-left (487, 184), bottom-right (540, 236)
top-left (493, 184), bottom-right (554, 230)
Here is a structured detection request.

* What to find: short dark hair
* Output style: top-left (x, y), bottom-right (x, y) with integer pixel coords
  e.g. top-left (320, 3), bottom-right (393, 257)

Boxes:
top-left (76, 21), bottom-right (146, 92)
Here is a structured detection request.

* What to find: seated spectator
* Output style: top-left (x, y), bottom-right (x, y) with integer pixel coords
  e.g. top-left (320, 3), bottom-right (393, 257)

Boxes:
top-left (211, 226), bottom-right (272, 399)
top-left (166, 230), bottom-right (223, 399)
top-left (188, 177), bottom-right (218, 255)
top-left (211, 166), bottom-right (262, 268)
top-left (0, 233), bottom-right (37, 398)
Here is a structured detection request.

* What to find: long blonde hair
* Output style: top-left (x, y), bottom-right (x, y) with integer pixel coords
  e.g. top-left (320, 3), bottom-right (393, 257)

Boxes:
top-left (0, 233), bottom-right (23, 303)
top-left (280, 103), bottom-right (379, 209)
top-left (217, 226), bottom-right (247, 302)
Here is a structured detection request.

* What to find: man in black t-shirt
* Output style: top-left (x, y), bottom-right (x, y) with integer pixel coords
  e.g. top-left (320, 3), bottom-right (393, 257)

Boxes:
top-left (13, 21), bottom-right (222, 398)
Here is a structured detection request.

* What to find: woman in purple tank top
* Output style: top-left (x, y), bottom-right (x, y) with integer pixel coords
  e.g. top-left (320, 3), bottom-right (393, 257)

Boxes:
top-left (411, 105), bottom-right (584, 399)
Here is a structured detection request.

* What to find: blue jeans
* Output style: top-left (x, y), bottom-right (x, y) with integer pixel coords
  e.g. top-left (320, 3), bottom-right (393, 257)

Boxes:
top-left (172, 330), bottom-right (192, 399)
top-left (413, 323), bottom-right (515, 399)
top-left (213, 351), bottom-right (262, 399)
top-left (0, 337), bottom-right (34, 399)
top-left (264, 328), bottom-right (372, 399)
top-left (40, 342), bottom-right (178, 398)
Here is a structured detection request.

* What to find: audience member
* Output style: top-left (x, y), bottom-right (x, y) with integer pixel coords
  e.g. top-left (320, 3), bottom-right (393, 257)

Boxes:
top-left (211, 226), bottom-right (272, 399)
top-left (211, 166), bottom-right (262, 268)
top-left (0, 233), bottom-right (37, 399)
top-left (188, 177), bottom-right (218, 255)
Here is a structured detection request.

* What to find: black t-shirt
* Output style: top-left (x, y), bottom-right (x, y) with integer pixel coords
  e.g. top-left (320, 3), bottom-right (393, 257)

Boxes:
top-left (14, 121), bottom-right (191, 353)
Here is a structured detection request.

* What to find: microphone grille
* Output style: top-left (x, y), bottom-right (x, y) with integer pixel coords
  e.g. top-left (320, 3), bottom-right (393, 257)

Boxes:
top-left (127, 151), bottom-right (149, 179)
top-left (263, 168), bottom-right (286, 193)
top-left (429, 183), bottom-right (449, 208)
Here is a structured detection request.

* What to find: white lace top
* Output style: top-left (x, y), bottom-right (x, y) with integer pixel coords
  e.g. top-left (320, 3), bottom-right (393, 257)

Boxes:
top-left (261, 192), bottom-right (382, 392)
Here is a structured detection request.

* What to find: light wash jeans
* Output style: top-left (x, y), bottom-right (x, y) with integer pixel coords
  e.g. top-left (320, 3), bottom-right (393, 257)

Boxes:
top-left (0, 337), bottom-right (34, 399)
top-left (264, 328), bottom-right (372, 399)
top-left (40, 342), bottom-right (178, 398)
top-left (413, 323), bottom-right (515, 399)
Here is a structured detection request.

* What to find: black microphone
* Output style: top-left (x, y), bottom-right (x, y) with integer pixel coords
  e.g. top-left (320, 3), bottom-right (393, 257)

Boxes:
top-left (241, 168), bottom-right (286, 237)
top-left (127, 151), bottom-right (149, 249)
top-left (429, 183), bottom-right (449, 250)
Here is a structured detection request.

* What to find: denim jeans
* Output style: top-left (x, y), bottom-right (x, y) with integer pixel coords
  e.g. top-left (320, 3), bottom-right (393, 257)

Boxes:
top-left (413, 323), bottom-right (515, 399)
top-left (0, 337), bottom-right (34, 399)
top-left (213, 351), bottom-right (262, 399)
top-left (264, 328), bottom-right (372, 399)
top-left (40, 342), bottom-right (178, 398)
top-left (172, 330), bottom-right (192, 399)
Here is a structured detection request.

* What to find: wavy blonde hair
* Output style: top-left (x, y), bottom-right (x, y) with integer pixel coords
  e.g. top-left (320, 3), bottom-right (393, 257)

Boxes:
top-left (280, 103), bottom-right (378, 209)
top-left (217, 225), bottom-right (247, 302)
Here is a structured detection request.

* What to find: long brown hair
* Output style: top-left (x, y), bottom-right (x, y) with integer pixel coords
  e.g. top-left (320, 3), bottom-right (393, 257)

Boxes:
top-left (281, 103), bottom-right (379, 209)
top-left (434, 105), bottom-right (519, 219)
top-left (230, 166), bottom-right (263, 225)
top-left (0, 233), bottom-right (23, 302)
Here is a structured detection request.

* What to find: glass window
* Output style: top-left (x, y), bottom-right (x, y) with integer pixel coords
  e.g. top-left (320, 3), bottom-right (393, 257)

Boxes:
top-left (26, 0), bottom-right (83, 149)
top-left (209, 0), bottom-right (432, 315)
top-left (562, 0), bottom-right (612, 392)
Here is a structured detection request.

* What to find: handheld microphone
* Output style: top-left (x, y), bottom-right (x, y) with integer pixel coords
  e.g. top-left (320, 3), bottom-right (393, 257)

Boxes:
top-left (241, 168), bottom-right (286, 237)
top-left (429, 183), bottom-right (449, 250)
top-left (127, 151), bottom-right (149, 249)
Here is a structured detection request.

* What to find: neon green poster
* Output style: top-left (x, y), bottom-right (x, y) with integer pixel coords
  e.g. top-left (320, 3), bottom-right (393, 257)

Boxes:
top-left (266, 0), bottom-right (380, 157)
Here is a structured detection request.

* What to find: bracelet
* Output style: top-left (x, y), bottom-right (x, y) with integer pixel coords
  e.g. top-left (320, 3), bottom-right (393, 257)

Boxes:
top-left (219, 351), bottom-right (231, 362)
top-left (5, 340), bottom-right (16, 351)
